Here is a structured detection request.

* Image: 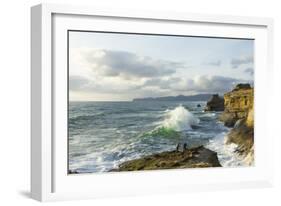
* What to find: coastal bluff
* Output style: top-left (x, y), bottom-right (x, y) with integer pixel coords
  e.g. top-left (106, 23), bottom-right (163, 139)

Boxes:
top-left (110, 146), bottom-right (221, 172)
top-left (220, 83), bottom-right (254, 165)
top-left (219, 83), bottom-right (253, 127)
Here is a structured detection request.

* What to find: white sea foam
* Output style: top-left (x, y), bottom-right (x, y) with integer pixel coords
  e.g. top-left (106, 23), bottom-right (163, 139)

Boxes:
top-left (206, 132), bottom-right (247, 167)
top-left (162, 105), bottom-right (200, 131)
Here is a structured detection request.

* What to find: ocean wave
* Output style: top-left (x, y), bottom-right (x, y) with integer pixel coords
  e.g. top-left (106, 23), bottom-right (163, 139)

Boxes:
top-left (141, 127), bottom-right (181, 138)
top-left (162, 105), bottom-right (200, 131)
top-left (69, 113), bottom-right (105, 122)
top-left (140, 105), bottom-right (200, 139)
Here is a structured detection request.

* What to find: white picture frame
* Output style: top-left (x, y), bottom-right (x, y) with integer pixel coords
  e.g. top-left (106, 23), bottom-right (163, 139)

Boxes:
top-left (31, 3), bottom-right (274, 202)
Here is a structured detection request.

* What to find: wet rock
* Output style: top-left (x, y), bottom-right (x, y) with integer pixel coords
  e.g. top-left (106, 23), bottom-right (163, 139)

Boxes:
top-left (111, 146), bottom-right (221, 172)
top-left (68, 169), bottom-right (79, 174)
top-left (220, 84), bottom-right (254, 165)
top-left (226, 118), bottom-right (254, 162)
top-left (219, 112), bottom-right (239, 127)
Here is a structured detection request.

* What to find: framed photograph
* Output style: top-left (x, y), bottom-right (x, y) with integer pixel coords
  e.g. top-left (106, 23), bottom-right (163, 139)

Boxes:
top-left (31, 3), bottom-right (274, 201)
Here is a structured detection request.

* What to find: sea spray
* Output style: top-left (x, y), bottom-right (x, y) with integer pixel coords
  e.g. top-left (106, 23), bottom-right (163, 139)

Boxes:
top-left (206, 131), bottom-right (246, 167)
top-left (140, 105), bottom-right (199, 138)
top-left (162, 105), bottom-right (200, 131)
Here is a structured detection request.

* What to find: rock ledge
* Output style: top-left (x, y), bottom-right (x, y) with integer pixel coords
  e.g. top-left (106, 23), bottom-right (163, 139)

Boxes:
top-left (111, 146), bottom-right (221, 172)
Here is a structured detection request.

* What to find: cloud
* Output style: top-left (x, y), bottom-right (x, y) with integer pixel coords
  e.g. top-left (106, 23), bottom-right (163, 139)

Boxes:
top-left (142, 75), bottom-right (248, 95)
top-left (69, 75), bottom-right (89, 91)
top-left (69, 48), bottom-right (253, 100)
top-left (69, 74), bottom-right (144, 94)
top-left (190, 75), bottom-right (243, 93)
top-left (143, 77), bottom-right (181, 90)
top-left (70, 73), bottom-right (252, 100)
top-left (244, 67), bottom-right (254, 76)
top-left (203, 60), bottom-right (221, 67)
top-left (73, 48), bottom-right (185, 79)
top-left (231, 56), bottom-right (253, 69)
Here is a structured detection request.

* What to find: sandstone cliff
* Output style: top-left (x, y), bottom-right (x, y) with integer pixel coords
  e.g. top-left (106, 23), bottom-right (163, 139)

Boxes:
top-left (219, 84), bottom-right (253, 127)
top-left (220, 83), bottom-right (254, 165)
top-left (111, 146), bottom-right (221, 171)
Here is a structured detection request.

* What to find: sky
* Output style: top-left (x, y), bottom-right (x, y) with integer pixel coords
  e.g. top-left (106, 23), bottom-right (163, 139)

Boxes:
top-left (69, 31), bottom-right (254, 101)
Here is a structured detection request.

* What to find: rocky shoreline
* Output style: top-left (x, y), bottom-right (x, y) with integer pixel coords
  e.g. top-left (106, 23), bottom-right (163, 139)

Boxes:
top-left (203, 83), bottom-right (254, 165)
top-left (111, 83), bottom-right (254, 172)
top-left (219, 84), bottom-right (254, 165)
top-left (219, 83), bottom-right (254, 165)
top-left (68, 83), bottom-right (254, 174)
top-left (110, 145), bottom-right (221, 172)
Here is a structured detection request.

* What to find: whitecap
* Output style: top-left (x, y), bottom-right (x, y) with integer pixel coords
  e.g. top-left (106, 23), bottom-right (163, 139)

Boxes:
top-left (206, 132), bottom-right (247, 167)
top-left (161, 105), bottom-right (200, 131)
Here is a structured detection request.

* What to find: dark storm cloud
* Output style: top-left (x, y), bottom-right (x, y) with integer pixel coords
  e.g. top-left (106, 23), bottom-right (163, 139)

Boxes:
top-left (231, 56), bottom-right (253, 69)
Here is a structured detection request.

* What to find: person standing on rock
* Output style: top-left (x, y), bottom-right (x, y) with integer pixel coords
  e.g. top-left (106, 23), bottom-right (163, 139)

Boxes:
top-left (183, 143), bottom-right (187, 150)
top-left (176, 143), bottom-right (181, 152)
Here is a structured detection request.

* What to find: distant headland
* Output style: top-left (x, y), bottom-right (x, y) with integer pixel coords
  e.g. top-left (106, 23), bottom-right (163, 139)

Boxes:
top-left (132, 94), bottom-right (213, 102)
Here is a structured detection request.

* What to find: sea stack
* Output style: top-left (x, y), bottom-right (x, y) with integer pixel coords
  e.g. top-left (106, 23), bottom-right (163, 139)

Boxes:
top-left (204, 94), bottom-right (224, 111)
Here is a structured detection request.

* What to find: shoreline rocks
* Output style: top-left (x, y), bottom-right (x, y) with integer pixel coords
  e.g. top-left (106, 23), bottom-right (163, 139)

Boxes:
top-left (204, 94), bottom-right (224, 111)
top-left (219, 83), bottom-right (253, 127)
top-left (68, 169), bottom-right (79, 174)
top-left (226, 118), bottom-right (254, 156)
top-left (110, 145), bottom-right (221, 172)
top-left (219, 83), bottom-right (254, 165)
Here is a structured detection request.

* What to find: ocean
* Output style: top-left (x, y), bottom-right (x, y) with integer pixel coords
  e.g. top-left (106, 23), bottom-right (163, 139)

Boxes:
top-left (68, 101), bottom-right (246, 173)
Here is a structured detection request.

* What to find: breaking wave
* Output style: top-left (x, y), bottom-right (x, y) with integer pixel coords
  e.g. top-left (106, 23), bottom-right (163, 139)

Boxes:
top-left (162, 105), bottom-right (200, 131)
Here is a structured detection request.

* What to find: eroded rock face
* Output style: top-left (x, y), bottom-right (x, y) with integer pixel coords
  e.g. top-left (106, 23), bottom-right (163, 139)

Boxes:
top-left (204, 94), bottom-right (224, 111)
top-left (226, 118), bottom-right (254, 156)
top-left (111, 146), bottom-right (221, 172)
top-left (220, 84), bottom-right (254, 127)
top-left (220, 84), bottom-right (254, 165)
top-left (246, 108), bottom-right (254, 128)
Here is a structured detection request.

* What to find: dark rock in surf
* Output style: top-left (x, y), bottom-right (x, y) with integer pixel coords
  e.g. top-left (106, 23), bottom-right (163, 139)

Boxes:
top-left (68, 169), bottom-right (79, 174)
top-left (204, 94), bottom-right (224, 111)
